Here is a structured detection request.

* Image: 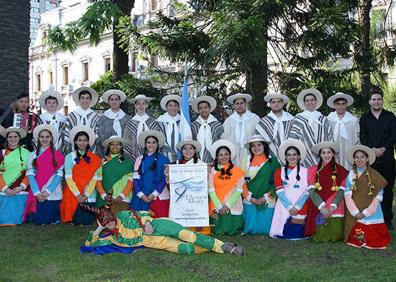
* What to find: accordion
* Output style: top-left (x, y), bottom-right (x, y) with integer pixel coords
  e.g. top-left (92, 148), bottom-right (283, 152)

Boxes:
top-left (13, 112), bottom-right (37, 131)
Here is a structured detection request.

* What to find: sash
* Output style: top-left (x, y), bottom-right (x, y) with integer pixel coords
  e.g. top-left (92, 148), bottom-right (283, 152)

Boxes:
top-left (25, 148), bottom-right (65, 216)
top-left (247, 160), bottom-right (276, 199)
top-left (210, 164), bottom-right (245, 214)
top-left (305, 163), bottom-right (348, 237)
top-left (344, 167), bottom-right (387, 241)
top-left (60, 152), bottom-right (102, 223)
top-left (96, 155), bottom-right (133, 207)
top-left (0, 148), bottom-right (29, 186)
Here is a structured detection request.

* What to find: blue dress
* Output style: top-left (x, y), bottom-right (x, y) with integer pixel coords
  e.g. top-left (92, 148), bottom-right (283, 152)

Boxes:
top-left (130, 153), bottom-right (170, 211)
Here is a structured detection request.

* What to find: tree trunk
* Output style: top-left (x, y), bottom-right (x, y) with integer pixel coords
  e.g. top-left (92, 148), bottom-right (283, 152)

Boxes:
top-left (112, 0), bottom-right (135, 82)
top-left (0, 1), bottom-right (30, 107)
top-left (248, 17), bottom-right (268, 117)
top-left (358, 0), bottom-right (373, 96)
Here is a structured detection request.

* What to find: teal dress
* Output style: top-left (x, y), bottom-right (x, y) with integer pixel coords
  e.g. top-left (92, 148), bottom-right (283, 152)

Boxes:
top-left (242, 156), bottom-right (280, 234)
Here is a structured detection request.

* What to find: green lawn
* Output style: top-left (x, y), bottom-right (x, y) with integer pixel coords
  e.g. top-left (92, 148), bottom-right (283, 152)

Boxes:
top-left (0, 221), bottom-right (394, 281)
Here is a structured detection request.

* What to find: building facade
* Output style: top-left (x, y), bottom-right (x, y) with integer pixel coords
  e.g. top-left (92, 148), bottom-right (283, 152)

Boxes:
top-left (29, 0), bottom-right (177, 114)
top-left (30, 0), bottom-right (60, 47)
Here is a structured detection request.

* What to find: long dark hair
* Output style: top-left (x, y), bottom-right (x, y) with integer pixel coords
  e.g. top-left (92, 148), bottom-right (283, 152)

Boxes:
top-left (32, 129), bottom-right (58, 169)
top-left (137, 136), bottom-right (160, 174)
top-left (180, 144), bottom-right (199, 164)
top-left (284, 146), bottom-right (301, 181)
top-left (316, 148), bottom-right (337, 183)
top-left (248, 141), bottom-right (271, 163)
top-left (214, 146), bottom-right (234, 176)
top-left (73, 131), bottom-right (91, 163)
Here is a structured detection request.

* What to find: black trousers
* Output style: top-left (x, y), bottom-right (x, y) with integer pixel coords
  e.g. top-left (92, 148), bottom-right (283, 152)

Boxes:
top-left (372, 159), bottom-right (396, 225)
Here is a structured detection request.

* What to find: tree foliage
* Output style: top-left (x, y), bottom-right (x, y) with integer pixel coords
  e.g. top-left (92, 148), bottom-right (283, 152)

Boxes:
top-left (47, 0), bottom-right (122, 52)
top-left (118, 0), bottom-right (380, 115)
top-left (90, 71), bottom-right (161, 115)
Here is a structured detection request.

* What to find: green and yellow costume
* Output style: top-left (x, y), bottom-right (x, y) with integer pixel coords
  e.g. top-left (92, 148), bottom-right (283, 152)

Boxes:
top-left (85, 210), bottom-right (225, 255)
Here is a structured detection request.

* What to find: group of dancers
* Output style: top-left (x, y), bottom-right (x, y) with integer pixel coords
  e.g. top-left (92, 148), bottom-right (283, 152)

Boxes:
top-left (0, 84), bottom-right (394, 255)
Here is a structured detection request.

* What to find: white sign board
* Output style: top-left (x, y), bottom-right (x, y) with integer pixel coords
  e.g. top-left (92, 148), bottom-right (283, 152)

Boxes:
top-left (169, 164), bottom-right (209, 227)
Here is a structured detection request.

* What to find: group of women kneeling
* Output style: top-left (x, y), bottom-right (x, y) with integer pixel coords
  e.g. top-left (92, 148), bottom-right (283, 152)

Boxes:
top-left (0, 124), bottom-right (391, 251)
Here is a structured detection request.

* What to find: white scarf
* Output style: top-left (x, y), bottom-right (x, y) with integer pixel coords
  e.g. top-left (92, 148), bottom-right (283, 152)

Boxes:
top-left (74, 107), bottom-right (94, 126)
top-left (267, 111), bottom-right (294, 143)
top-left (104, 109), bottom-right (126, 137)
top-left (157, 113), bottom-right (180, 150)
top-left (327, 111), bottom-right (357, 141)
top-left (132, 113), bottom-right (150, 142)
top-left (40, 112), bottom-right (67, 148)
top-left (231, 111), bottom-right (255, 150)
top-left (196, 114), bottom-right (218, 159)
top-left (299, 110), bottom-right (322, 129)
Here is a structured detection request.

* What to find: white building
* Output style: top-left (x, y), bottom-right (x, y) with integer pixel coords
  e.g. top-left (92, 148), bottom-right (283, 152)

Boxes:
top-left (29, 0), bottom-right (177, 114)
top-left (30, 0), bottom-right (60, 46)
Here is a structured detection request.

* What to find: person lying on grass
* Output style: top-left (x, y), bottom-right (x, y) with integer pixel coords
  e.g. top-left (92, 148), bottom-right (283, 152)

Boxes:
top-left (82, 199), bottom-right (244, 256)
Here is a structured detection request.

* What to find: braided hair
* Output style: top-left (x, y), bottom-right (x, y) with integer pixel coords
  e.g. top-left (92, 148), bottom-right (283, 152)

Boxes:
top-left (73, 131), bottom-right (91, 163)
top-left (32, 130), bottom-right (58, 169)
top-left (284, 146), bottom-right (301, 181)
top-left (316, 148), bottom-right (337, 184)
top-left (352, 150), bottom-right (374, 195)
top-left (137, 136), bottom-right (160, 174)
top-left (214, 146), bottom-right (234, 176)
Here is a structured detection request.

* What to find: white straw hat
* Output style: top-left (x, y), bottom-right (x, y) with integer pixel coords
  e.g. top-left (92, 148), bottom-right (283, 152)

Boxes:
top-left (191, 96), bottom-right (217, 113)
top-left (210, 139), bottom-right (236, 160)
top-left (278, 139), bottom-right (307, 165)
top-left (102, 89), bottom-right (127, 103)
top-left (39, 89), bottom-right (64, 111)
top-left (33, 124), bottom-right (57, 142)
top-left (297, 88), bottom-right (323, 110)
top-left (226, 93), bottom-right (252, 104)
top-left (72, 87), bottom-right (99, 107)
top-left (137, 130), bottom-right (166, 148)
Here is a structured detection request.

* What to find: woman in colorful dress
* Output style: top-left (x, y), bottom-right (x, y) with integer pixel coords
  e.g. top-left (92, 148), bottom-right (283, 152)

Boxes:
top-left (208, 139), bottom-right (244, 235)
top-left (0, 127), bottom-right (30, 226)
top-left (96, 135), bottom-right (134, 216)
top-left (60, 126), bottom-right (102, 225)
top-left (305, 142), bottom-right (348, 242)
top-left (344, 145), bottom-right (391, 249)
top-left (25, 125), bottom-right (64, 225)
top-left (130, 130), bottom-right (170, 217)
top-left (270, 139), bottom-right (309, 239)
top-left (242, 135), bottom-right (281, 234)
top-left (97, 89), bottom-right (130, 157)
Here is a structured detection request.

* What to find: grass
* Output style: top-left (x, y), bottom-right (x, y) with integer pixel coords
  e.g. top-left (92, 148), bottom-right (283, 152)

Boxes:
top-left (0, 220), bottom-right (395, 282)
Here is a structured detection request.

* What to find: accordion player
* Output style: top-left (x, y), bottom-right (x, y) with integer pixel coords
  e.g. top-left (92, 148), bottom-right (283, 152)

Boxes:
top-left (13, 112), bottom-right (37, 133)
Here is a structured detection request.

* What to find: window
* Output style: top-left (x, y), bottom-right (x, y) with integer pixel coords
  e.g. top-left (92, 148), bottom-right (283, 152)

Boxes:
top-left (36, 74), bottom-right (41, 91)
top-left (82, 62), bottom-right (89, 81)
top-left (63, 66), bottom-right (69, 85)
top-left (105, 58), bottom-right (111, 72)
top-left (64, 105), bottom-right (68, 116)
top-left (48, 71), bottom-right (53, 85)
